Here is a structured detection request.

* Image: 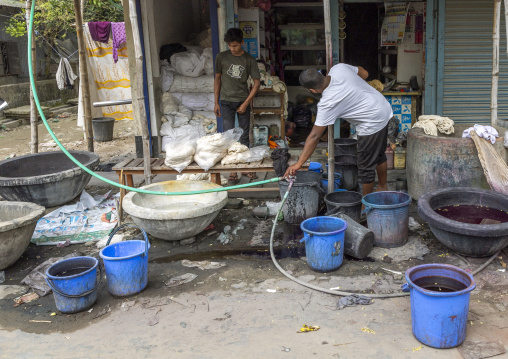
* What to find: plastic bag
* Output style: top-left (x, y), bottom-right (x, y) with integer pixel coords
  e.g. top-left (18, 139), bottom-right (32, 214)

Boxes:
top-left (161, 92), bottom-right (180, 115)
top-left (170, 51), bottom-right (205, 77)
top-left (221, 145), bottom-right (270, 166)
top-left (388, 116), bottom-right (400, 144)
top-left (194, 128), bottom-right (243, 171)
top-left (164, 124), bottom-right (205, 172)
top-left (160, 60), bottom-right (176, 92)
top-left (171, 92), bottom-right (215, 112)
top-left (292, 106), bottom-right (312, 128)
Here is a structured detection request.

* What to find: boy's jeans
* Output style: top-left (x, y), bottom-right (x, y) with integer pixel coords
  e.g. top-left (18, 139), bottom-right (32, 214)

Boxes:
top-left (220, 100), bottom-right (251, 147)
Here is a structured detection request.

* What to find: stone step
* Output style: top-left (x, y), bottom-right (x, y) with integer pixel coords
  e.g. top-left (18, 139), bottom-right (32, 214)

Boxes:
top-left (4, 105), bottom-right (50, 119)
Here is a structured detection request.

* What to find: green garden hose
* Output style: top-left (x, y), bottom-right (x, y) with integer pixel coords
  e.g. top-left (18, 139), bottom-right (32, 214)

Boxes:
top-left (26, 0), bottom-right (280, 196)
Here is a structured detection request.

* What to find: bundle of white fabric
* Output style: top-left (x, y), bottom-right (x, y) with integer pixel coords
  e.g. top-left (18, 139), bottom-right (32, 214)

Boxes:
top-left (462, 124), bottom-right (499, 144)
top-left (413, 115), bottom-right (455, 136)
top-left (221, 143), bottom-right (270, 166)
top-left (194, 128), bottom-right (243, 171)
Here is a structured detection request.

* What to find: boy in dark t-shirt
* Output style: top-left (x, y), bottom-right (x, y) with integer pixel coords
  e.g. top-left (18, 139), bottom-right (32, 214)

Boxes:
top-left (214, 28), bottom-right (261, 183)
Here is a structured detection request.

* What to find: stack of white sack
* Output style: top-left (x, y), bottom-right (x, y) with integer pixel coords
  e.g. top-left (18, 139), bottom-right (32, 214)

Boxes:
top-left (221, 144), bottom-right (270, 166)
top-left (171, 92), bottom-right (215, 112)
top-left (170, 48), bottom-right (214, 78)
top-left (190, 111), bottom-right (217, 134)
top-left (160, 92), bottom-right (193, 127)
top-left (176, 173), bottom-right (228, 186)
top-left (194, 128), bottom-right (243, 171)
top-left (160, 60), bottom-right (176, 92)
top-left (164, 123), bottom-right (205, 172)
top-left (169, 74), bottom-right (214, 93)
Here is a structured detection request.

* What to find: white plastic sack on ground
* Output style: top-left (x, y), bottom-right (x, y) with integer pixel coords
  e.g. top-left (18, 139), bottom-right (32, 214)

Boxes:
top-left (161, 92), bottom-right (180, 115)
top-left (169, 74), bottom-right (214, 93)
top-left (164, 123), bottom-right (205, 172)
top-left (194, 128), bottom-right (243, 171)
top-left (172, 92), bottom-right (215, 112)
top-left (160, 59), bottom-right (176, 92)
top-left (170, 51), bottom-right (205, 77)
top-left (221, 145), bottom-right (270, 166)
top-left (202, 48), bottom-right (214, 76)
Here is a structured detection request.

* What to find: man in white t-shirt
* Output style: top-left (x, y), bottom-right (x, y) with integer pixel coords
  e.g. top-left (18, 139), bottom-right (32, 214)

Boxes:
top-left (284, 64), bottom-right (394, 196)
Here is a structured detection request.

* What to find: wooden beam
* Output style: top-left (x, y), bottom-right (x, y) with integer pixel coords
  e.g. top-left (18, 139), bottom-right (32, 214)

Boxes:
top-left (73, 0), bottom-right (94, 152)
top-left (25, 0), bottom-right (37, 154)
top-left (128, 0), bottom-right (152, 185)
top-left (324, 0), bottom-right (335, 194)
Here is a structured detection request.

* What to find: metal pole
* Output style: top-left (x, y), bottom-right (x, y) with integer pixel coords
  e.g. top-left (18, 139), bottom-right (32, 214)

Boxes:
top-left (492, 0), bottom-right (501, 126)
top-left (26, 0), bottom-right (37, 154)
top-left (73, 0), bottom-right (94, 152)
top-left (324, 0), bottom-right (335, 194)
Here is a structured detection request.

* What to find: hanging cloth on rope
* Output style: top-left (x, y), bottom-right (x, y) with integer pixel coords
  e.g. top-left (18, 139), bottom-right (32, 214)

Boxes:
top-left (56, 57), bottom-right (78, 90)
top-left (88, 21), bottom-right (111, 43)
top-left (111, 22), bottom-right (126, 63)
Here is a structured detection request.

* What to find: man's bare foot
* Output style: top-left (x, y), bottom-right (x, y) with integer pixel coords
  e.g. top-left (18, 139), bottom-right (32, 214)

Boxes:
top-left (375, 186), bottom-right (388, 192)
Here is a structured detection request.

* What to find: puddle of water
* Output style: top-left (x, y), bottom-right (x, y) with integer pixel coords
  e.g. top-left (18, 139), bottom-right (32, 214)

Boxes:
top-left (436, 205), bottom-right (508, 224)
top-left (413, 275), bottom-right (467, 292)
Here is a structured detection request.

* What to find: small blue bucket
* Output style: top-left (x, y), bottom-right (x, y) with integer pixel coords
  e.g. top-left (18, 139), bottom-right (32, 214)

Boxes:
top-left (402, 264), bottom-right (476, 348)
top-left (308, 162), bottom-right (323, 174)
top-left (46, 256), bottom-right (100, 314)
top-left (321, 172), bottom-right (341, 192)
top-left (100, 224), bottom-right (150, 297)
top-left (362, 191), bottom-right (411, 248)
top-left (300, 216), bottom-right (348, 272)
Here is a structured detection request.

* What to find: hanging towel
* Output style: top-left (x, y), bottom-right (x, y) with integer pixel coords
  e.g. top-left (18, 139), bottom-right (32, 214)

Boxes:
top-left (88, 21), bottom-right (111, 43)
top-left (111, 22), bottom-right (126, 63)
top-left (56, 57), bottom-right (78, 90)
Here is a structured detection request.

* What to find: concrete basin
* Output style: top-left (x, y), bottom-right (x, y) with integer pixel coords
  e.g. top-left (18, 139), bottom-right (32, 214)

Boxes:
top-left (407, 125), bottom-right (508, 200)
top-left (0, 201), bottom-right (45, 270)
top-left (123, 180), bottom-right (228, 241)
top-left (0, 151), bottom-right (99, 207)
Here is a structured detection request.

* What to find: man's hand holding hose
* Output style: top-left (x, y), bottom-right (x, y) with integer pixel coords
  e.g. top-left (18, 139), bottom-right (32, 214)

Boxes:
top-left (284, 125), bottom-right (327, 179)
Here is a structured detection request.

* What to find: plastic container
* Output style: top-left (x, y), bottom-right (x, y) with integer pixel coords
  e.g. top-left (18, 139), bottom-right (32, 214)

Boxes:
top-left (300, 216), bottom-right (348, 272)
top-left (100, 224), bottom-right (150, 296)
top-left (269, 124), bottom-right (279, 137)
top-left (321, 172), bottom-right (341, 192)
top-left (396, 177), bottom-right (408, 191)
top-left (362, 191), bottom-right (411, 248)
top-left (334, 138), bottom-right (358, 156)
top-left (334, 155), bottom-right (358, 190)
top-left (402, 264), bottom-right (476, 348)
top-left (45, 256), bottom-right (100, 313)
top-left (324, 191), bottom-right (363, 222)
top-left (253, 125), bottom-right (269, 146)
top-left (331, 213), bottom-right (374, 259)
top-left (385, 146), bottom-right (394, 169)
top-left (279, 171), bottom-right (322, 224)
top-left (92, 117), bottom-right (115, 142)
top-left (308, 162), bottom-right (323, 174)
top-left (394, 146), bottom-right (406, 169)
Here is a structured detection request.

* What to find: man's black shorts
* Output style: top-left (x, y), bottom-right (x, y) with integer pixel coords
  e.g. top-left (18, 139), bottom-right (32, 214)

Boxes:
top-left (357, 121), bottom-right (390, 184)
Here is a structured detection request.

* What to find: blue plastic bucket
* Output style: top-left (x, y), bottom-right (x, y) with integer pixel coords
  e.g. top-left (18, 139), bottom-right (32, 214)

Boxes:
top-left (46, 256), bottom-right (100, 314)
top-left (308, 162), bottom-right (323, 174)
top-left (100, 224), bottom-right (150, 297)
top-left (300, 216), bottom-right (348, 272)
top-left (402, 264), bottom-right (476, 348)
top-left (321, 172), bottom-right (341, 192)
top-left (362, 191), bottom-right (411, 248)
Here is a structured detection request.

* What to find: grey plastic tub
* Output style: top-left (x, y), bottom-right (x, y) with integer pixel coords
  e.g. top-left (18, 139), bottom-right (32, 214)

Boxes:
top-left (92, 117), bottom-right (115, 142)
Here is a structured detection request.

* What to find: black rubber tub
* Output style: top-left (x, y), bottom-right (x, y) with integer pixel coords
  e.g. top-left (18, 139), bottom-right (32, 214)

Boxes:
top-left (418, 187), bottom-right (508, 257)
top-left (0, 151), bottom-right (99, 207)
top-left (334, 155), bottom-right (358, 191)
top-left (334, 138), bottom-right (357, 156)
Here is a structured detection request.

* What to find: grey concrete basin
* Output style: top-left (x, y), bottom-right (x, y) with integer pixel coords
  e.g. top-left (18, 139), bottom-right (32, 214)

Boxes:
top-left (0, 201), bottom-right (45, 270)
top-left (123, 180), bottom-right (228, 241)
top-left (0, 151), bottom-right (99, 207)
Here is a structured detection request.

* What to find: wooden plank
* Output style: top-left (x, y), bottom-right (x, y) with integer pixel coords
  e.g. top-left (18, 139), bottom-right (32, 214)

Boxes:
top-left (112, 158), bottom-right (135, 170)
top-left (152, 158), bottom-right (165, 168)
top-left (252, 108), bottom-right (283, 115)
top-left (124, 158), bottom-right (144, 170)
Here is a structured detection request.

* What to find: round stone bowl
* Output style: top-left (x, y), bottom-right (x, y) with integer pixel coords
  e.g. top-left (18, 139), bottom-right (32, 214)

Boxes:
top-left (418, 187), bottom-right (508, 257)
top-left (123, 180), bottom-right (228, 241)
top-left (0, 151), bottom-right (99, 207)
top-left (0, 201), bottom-right (45, 270)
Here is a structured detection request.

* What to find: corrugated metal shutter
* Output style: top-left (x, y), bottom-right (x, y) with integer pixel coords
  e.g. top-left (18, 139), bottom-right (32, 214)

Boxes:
top-left (443, 0), bottom-right (508, 123)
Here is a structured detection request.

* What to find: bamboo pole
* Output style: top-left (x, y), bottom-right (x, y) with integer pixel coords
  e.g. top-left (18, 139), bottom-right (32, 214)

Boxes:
top-left (128, 0), bottom-right (152, 185)
top-left (492, 0), bottom-right (501, 126)
top-left (73, 0), bottom-right (94, 152)
top-left (324, 0), bottom-right (335, 194)
top-left (25, 0), bottom-right (37, 154)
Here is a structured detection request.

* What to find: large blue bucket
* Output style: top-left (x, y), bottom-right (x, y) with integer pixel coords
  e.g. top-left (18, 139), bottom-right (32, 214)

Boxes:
top-left (100, 224), bottom-right (150, 297)
top-left (402, 264), bottom-right (476, 348)
top-left (362, 191), bottom-right (411, 248)
top-left (46, 256), bottom-right (100, 314)
top-left (300, 216), bottom-right (348, 272)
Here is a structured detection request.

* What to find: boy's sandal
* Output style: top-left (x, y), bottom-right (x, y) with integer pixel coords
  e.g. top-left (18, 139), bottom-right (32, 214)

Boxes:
top-left (242, 172), bottom-right (258, 179)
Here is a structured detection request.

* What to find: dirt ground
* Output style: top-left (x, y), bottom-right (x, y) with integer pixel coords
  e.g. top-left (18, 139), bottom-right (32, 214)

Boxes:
top-left (1, 119), bottom-right (508, 357)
